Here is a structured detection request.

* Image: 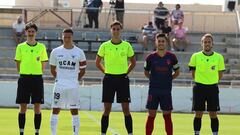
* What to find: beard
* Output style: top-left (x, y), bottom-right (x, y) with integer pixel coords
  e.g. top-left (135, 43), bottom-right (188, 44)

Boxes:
top-left (157, 46), bottom-right (165, 50)
top-left (204, 46), bottom-right (212, 52)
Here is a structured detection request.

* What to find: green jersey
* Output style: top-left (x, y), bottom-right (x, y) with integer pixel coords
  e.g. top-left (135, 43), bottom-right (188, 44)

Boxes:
top-left (15, 42), bottom-right (48, 75)
top-left (97, 40), bottom-right (134, 74)
top-left (188, 51), bottom-right (225, 85)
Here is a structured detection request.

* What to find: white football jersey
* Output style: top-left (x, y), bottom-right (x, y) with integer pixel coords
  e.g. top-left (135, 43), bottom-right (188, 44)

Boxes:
top-left (49, 45), bottom-right (86, 89)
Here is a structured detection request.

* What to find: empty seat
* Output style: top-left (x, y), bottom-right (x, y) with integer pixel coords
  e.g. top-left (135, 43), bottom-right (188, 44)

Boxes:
top-left (131, 43), bottom-right (143, 53)
top-left (77, 42), bottom-right (89, 51)
top-left (50, 41), bottom-right (62, 49)
top-left (99, 33), bottom-right (111, 41)
top-left (91, 42), bottom-right (101, 52)
top-left (122, 33), bottom-right (138, 42)
top-left (73, 31), bottom-right (83, 40)
top-left (85, 32), bottom-right (99, 41)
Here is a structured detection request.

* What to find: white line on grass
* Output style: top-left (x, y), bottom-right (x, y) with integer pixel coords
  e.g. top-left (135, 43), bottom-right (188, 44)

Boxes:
top-left (83, 111), bottom-right (121, 135)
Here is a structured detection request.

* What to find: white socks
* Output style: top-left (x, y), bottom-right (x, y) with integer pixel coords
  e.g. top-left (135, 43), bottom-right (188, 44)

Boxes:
top-left (50, 114), bottom-right (58, 135)
top-left (213, 132), bottom-right (218, 135)
top-left (51, 114), bottom-right (80, 135)
top-left (72, 115), bottom-right (80, 135)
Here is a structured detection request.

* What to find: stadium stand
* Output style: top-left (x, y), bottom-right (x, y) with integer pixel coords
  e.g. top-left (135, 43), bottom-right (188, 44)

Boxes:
top-left (0, 2), bottom-right (240, 87)
top-left (0, 26), bottom-right (240, 86)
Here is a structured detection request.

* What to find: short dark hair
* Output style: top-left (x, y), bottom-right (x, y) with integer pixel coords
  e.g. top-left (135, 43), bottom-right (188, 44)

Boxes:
top-left (159, 2), bottom-right (163, 5)
top-left (63, 28), bottom-right (74, 35)
top-left (176, 4), bottom-right (180, 8)
top-left (148, 21), bottom-right (153, 25)
top-left (155, 33), bottom-right (168, 41)
top-left (25, 22), bottom-right (38, 31)
top-left (110, 21), bottom-right (123, 29)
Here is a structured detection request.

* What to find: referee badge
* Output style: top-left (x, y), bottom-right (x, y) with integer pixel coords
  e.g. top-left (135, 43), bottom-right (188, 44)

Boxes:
top-left (120, 52), bottom-right (126, 56)
top-left (166, 59), bottom-right (171, 65)
top-left (36, 56), bottom-right (40, 61)
top-left (211, 65), bottom-right (216, 70)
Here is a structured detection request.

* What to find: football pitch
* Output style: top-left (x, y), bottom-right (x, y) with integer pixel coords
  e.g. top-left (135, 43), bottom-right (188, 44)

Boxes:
top-left (0, 108), bottom-right (239, 135)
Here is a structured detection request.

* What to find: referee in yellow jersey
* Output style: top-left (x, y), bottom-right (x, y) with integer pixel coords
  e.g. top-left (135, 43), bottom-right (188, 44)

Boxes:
top-left (188, 34), bottom-right (225, 135)
top-left (15, 23), bottom-right (48, 135)
top-left (96, 21), bottom-right (136, 135)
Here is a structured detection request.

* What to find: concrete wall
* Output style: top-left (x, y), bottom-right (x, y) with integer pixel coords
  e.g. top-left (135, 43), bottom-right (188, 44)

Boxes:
top-left (1, 81), bottom-right (240, 113)
top-left (15, 0), bottom-right (82, 8)
top-left (15, 0), bottom-right (223, 11)
top-left (2, 1), bottom-right (235, 33)
top-left (1, 8), bottom-right (236, 33)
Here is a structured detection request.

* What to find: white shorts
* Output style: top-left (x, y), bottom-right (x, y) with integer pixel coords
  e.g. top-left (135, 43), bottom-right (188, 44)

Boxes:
top-left (51, 87), bottom-right (80, 109)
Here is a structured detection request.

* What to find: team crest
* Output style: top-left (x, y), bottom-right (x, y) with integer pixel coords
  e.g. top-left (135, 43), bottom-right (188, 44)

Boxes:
top-left (71, 55), bottom-right (76, 59)
top-left (166, 59), bottom-right (171, 65)
top-left (120, 52), bottom-right (126, 56)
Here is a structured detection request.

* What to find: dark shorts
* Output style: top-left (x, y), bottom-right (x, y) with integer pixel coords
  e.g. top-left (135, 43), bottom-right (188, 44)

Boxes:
top-left (102, 74), bottom-right (130, 103)
top-left (192, 83), bottom-right (220, 112)
top-left (146, 91), bottom-right (173, 111)
top-left (154, 18), bottom-right (165, 29)
top-left (16, 75), bottom-right (44, 104)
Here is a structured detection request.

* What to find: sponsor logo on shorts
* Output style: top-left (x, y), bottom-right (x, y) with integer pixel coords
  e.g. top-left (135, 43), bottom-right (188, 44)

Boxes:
top-left (54, 99), bottom-right (59, 104)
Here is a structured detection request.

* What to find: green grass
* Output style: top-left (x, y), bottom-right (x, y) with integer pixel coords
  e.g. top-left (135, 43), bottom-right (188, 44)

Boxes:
top-left (0, 108), bottom-right (239, 135)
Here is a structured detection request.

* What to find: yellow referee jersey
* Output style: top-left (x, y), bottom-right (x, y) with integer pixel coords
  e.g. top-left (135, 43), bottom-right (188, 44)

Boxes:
top-left (15, 42), bottom-right (48, 75)
top-left (97, 40), bottom-right (134, 74)
top-left (188, 51), bottom-right (225, 85)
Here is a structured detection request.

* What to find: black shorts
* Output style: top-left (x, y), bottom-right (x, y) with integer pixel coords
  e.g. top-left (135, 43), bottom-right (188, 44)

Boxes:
top-left (102, 74), bottom-right (130, 103)
top-left (154, 18), bottom-right (165, 29)
top-left (146, 92), bottom-right (173, 111)
top-left (192, 83), bottom-right (220, 112)
top-left (16, 75), bottom-right (44, 104)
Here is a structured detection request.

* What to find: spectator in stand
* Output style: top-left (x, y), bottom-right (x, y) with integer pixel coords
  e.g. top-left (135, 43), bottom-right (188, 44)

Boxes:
top-left (12, 16), bottom-right (25, 45)
top-left (172, 21), bottom-right (189, 51)
top-left (170, 4), bottom-right (184, 28)
top-left (114, 0), bottom-right (125, 26)
top-left (160, 20), bottom-right (172, 50)
top-left (154, 2), bottom-right (169, 30)
top-left (85, 0), bottom-right (103, 28)
top-left (142, 21), bottom-right (157, 51)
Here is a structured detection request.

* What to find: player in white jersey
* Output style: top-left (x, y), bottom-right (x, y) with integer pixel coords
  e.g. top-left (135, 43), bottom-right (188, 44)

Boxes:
top-left (49, 28), bottom-right (87, 135)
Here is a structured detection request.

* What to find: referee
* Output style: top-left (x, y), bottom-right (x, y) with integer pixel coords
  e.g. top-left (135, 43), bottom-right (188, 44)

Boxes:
top-left (188, 34), bottom-right (225, 135)
top-left (96, 21), bottom-right (136, 135)
top-left (15, 23), bottom-right (48, 135)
